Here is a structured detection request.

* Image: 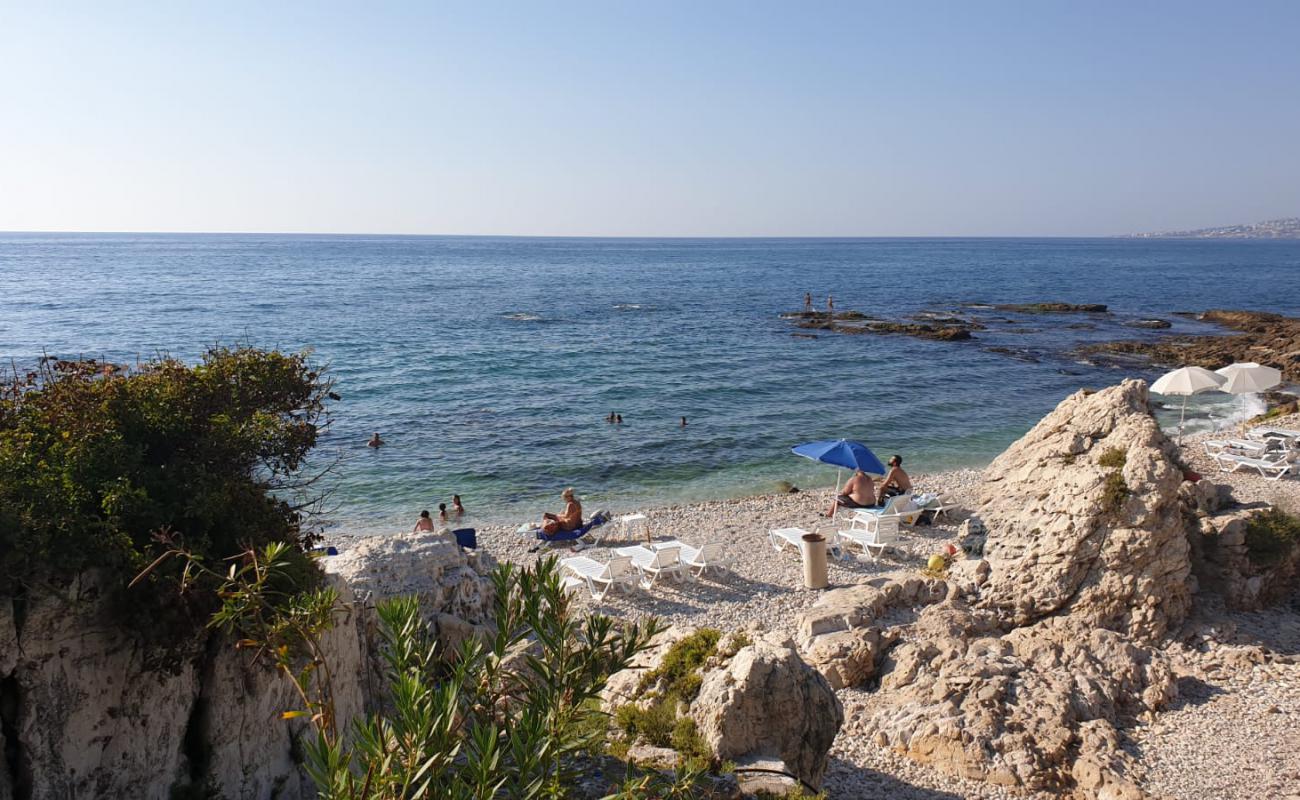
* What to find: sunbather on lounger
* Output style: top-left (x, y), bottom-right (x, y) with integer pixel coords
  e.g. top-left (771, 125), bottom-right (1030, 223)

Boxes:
top-left (542, 487), bottom-right (583, 537)
top-left (828, 470), bottom-right (876, 517)
top-left (878, 455), bottom-right (912, 504)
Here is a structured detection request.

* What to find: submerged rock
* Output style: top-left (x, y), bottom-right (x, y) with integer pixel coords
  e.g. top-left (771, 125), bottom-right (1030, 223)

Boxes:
top-left (1124, 318), bottom-right (1173, 329)
top-left (991, 302), bottom-right (1110, 314)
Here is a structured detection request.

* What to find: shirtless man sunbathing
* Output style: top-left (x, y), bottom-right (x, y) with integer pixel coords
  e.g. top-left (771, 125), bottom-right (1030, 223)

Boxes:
top-left (877, 455), bottom-right (912, 504)
top-left (828, 469), bottom-right (875, 518)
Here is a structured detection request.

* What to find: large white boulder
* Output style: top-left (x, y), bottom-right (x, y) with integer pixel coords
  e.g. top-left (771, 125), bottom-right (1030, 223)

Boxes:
top-left (690, 634), bottom-right (843, 789)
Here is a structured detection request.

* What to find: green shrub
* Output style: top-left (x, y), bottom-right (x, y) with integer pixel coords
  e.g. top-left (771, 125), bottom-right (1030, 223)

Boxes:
top-left (615, 699), bottom-right (678, 747)
top-left (617, 629), bottom-right (723, 764)
top-left (638, 628), bottom-right (721, 701)
top-left (1244, 509), bottom-right (1300, 566)
top-left (1097, 447), bottom-right (1127, 469)
top-left (183, 552), bottom-right (666, 798)
top-left (0, 348), bottom-right (334, 650)
top-left (1101, 471), bottom-right (1129, 515)
top-left (725, 631), bottom-right (752, 652)
top-left (670, 716), bottom-right (713, 767)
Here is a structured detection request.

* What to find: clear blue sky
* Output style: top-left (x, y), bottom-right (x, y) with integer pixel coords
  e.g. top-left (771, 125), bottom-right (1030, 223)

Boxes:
top-left (2, 1), bottom-right (1298, 236)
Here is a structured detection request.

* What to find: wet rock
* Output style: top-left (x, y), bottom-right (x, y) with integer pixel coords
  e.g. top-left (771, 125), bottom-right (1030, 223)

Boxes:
top-left (1080, 309), bottom-right (1300, 383)
top-left (1125, 318), bottom-right (1173, 329)
top-left (988, 302), bottom-right (1109, 314)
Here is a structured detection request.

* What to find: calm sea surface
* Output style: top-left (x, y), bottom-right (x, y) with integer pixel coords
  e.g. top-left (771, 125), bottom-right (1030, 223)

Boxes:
top-left (3, 234), bottom-right (1298, 534)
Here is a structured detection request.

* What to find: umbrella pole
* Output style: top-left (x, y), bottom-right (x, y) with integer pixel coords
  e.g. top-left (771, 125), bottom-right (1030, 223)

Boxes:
top-left (836, 469), bottom-right (843, 493)
top-left (1178, 395), bottom-right (1188, 445)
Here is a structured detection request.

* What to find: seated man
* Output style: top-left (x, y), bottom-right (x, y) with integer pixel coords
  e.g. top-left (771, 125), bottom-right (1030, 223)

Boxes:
top-left (541, 487), bottom-right (583, 537)
top-left (827, 469), bottom-right (875, 518)
top-left (877, 455), bottom-right (912, 504)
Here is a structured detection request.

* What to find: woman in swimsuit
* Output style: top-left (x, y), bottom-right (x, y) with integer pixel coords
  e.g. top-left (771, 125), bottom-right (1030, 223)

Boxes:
top-left (541, 488), bottom-right (583, 536)
top-left (413, 510), bottom-right (434, 532)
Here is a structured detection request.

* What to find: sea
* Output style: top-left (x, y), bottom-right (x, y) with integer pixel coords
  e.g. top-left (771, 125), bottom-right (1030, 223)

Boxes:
top-left (2, 234), bottom-right (1298, 535)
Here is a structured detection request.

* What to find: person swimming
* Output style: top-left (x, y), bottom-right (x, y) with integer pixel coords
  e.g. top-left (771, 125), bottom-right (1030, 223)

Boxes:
top-left (367, 432), bottom-right (384, 448)
top-left (615, 414), bottom-right (623, 424)
top-left (541, 487), bottom-right (583, 536)
top-left (680, 416), bottom-right (687, 427)
top-left (413, 510), bottom-right (434, 532)
top-left (828, 469), bottom-right (875, 518)
top-left (438, 503), bottom-right (448, 523)
top-left (452, 494), bottom-right (465, 518)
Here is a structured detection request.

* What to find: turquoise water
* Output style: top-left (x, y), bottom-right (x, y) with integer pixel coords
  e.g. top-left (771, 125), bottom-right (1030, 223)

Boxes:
top-left (2, 234), bottom-right (1298, 533)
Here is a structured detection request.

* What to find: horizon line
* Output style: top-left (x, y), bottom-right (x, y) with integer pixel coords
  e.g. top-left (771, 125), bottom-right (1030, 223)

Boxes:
top-left (0, 228), bottom-right (1250, 241)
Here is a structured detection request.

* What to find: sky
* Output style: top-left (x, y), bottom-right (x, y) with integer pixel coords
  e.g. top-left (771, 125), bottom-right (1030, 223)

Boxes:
top-left (1, 1), bottom-right (1299, 237)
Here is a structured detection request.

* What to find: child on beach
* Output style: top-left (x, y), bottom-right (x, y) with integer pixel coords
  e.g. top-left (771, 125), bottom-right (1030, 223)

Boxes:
top-left (438, 503), bottom-right (449, 523)
top-left (452, 495), bottom-right (465, 518)
top-left (413, 510), bottom-right (434, 532)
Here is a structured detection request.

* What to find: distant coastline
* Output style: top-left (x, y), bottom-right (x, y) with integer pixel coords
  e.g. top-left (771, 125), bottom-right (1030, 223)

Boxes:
top-left (1126, 217), bottom-right (1300, 239)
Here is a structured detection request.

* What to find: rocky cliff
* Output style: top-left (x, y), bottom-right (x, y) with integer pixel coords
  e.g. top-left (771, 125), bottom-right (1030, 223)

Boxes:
top-left (0, 532), bottom-right (496, 800)
top-left (798, 380), bottom-right (1204, 797)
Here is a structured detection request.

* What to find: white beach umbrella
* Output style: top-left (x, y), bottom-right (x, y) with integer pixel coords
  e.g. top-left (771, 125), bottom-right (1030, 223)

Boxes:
top-left (1214, 362), bottom-right (1282, 395)
top-left (1150, 366), bottom-right (1226, 443)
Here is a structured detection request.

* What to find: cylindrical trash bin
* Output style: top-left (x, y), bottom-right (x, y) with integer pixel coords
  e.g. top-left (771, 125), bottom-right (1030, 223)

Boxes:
top-left (801, 532), bottom-right (828, 589)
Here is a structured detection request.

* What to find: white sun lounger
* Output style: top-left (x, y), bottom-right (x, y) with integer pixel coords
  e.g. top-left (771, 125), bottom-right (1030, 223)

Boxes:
top-left (769, 527), bottom-right (809, 553)
top-left (613, 545), bottom-right (683, 588)
top-left (1213, 451), bottom-right (1295, 481)
top-left (559, 555), bottom-right (635, 600)
top-left (651, 539), bottom-right (731, 578)
top-left (1248, 426), bottom-right (1300, 442)
top-left (849, 493), bottom-right (921, 526)
top-left (835, 515), bottom-right (901, 561)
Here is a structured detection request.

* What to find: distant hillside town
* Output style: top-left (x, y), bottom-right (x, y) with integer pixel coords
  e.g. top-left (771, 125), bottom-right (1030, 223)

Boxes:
top-left (1128, 217), bottom-right (1300, 239)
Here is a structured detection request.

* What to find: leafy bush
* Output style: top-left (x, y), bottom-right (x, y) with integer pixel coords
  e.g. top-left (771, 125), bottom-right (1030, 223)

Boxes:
top-left (1097, 447), bottom-right (1127, 469)
top-left (0, 349), bottom-right (334, 643)
top-left (1244, 508), bottom-right (1300, 566)
top-left (637, 628), bottom-right (721, 701)
top-left (1101, 471), bottom-right (1129, 515)
top-left (178, 549), bottom-right (668, 798)
top-left (615, 629), bottom-right (722, 764)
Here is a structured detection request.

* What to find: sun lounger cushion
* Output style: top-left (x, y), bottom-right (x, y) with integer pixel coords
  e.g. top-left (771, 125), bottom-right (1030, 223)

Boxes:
top-left (535, 511), bottom-right (610, 542)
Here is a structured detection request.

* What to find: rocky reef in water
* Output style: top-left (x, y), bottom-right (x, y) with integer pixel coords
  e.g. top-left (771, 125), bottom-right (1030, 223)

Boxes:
top-left (1081, 309), bottom-right (1300, 383)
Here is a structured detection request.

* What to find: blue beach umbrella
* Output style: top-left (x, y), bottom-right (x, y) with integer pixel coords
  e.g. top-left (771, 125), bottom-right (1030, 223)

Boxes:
top-left (791, 439), bottom-right (888, 490)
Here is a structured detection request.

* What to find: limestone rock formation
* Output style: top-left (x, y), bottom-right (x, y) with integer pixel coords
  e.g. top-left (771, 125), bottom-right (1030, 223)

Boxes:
top-left (1189, 506), bottom-right (1300, 610)
top-left (690, 633), bottom-right (843, 788)
top-left (797, 574), bottom-right (950, 689)
top-left (1082, 309), bottom-right (1300, 383)
top-left (797, 380), bottom-right (1198, 796)
top-left (325, 531), bottom-right (496, 702)
top-left (0, 531), bottom-right (493, 800)
top-left (976, 379), bottom-right (1193, 641)
top-left (605, 627), bottom-right (843, 790)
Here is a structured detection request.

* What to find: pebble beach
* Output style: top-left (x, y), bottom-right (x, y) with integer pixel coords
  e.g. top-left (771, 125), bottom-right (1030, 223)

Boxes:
top-left (321, 409), bottom-right (1300, 799)
top-left (388, 412), bottom-right (1300, 800)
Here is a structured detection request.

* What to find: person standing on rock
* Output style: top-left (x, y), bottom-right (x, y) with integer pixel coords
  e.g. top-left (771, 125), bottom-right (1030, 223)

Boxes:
top-left (826, 295), bottom-right (834, 328)
top-left (804, 292), bottom-right (813, 315)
